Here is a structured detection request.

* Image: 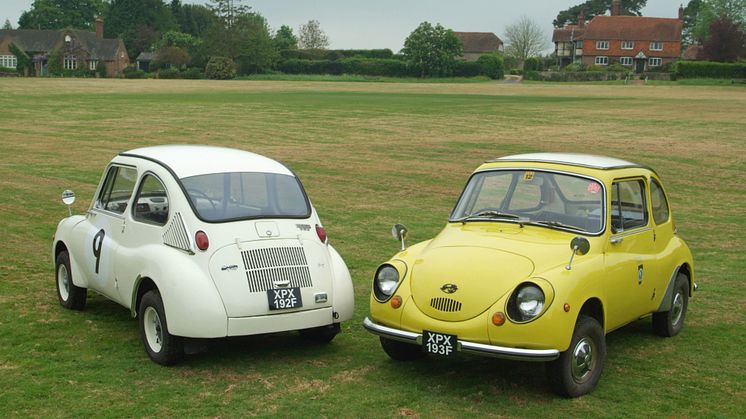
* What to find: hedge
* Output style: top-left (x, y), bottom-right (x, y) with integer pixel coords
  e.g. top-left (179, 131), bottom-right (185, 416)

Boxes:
top-left (280, 49), bottom-right (395, 61)
top-left (673, 61), bottom-right (746, 79)
top-left (524, 71), bottom-right (629, 82)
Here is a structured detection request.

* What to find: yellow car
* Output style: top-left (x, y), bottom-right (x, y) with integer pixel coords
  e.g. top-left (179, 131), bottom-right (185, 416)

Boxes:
top-left (363, 153), bottom-right (695, 397)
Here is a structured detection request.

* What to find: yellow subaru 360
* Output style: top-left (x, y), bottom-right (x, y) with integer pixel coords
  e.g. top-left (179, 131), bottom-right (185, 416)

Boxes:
top-left (363, 153), bottom-right (695, 397)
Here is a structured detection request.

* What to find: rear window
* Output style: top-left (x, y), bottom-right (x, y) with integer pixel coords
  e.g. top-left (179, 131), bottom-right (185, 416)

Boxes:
top-left (181, 172), bottom-right (310, 222)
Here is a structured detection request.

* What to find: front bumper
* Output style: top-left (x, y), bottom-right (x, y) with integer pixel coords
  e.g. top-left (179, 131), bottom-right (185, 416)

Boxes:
top-left (363, 317), bottom-right (560, 362)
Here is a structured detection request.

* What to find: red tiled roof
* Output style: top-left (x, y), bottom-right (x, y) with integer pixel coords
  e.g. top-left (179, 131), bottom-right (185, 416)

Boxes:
top-left (582, 16), bottom-right (682, 42)
top-left (553, 25), bottom-right (585, 43)
top-left (453, 32), bottom-right (503, 53)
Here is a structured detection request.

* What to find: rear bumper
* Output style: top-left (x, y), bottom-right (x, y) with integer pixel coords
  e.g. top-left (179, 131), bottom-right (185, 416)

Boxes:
top-left (363, 317), bottom-right (559, 362)
top-left (227, 307), bottom-right (336, 336)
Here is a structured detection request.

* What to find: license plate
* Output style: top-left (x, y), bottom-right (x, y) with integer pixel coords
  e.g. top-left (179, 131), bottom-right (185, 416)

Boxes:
top-left (423, 330), bottom-right (457, 357)
top-left (267, 287), bottom-right (302, 310)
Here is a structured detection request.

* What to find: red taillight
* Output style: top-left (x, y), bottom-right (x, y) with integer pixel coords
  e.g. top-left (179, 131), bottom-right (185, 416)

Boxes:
top-left (195, 230), bottom-right (209, 251)
top-left (315, 224), bottom-right (327, 243)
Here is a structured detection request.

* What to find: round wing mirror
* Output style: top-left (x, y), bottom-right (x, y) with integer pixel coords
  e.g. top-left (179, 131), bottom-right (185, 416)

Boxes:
top-left (570, 236), bottom-right (590, 256)
top-left (391, 224), bottom-right (408, 250)
top-left (61, 190), bottom-right (76, 206)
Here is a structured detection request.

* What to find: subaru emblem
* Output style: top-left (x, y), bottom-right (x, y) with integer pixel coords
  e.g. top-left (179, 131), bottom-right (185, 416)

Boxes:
top-left (440, 284), bottom-right (458, 294)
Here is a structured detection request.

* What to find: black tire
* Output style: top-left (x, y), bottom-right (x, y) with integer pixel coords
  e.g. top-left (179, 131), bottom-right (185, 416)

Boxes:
top-left (299, 323), bottom-right (341, 344)
top-left (380, 337), bottom-right (424, 361)
top-left (547, 315), bottom-right (606, 398)
top-left (138, 290), bottom-right (183, 365)
top-left (652, 273), bottom-right (689, 337)
top-left (55, 250), bottom-right (86, 310)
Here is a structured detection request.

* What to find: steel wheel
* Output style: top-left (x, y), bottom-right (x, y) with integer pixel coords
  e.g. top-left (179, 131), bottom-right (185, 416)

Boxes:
top-left (57, 263), bottom-right (70, 302)
top-left (55, 250), bottom-right (86, 310)
top-left (143, 306), bottom-right (163, 353)
top-left (547, 315), bottom-right (605, 397)
top-left (653, 272), bottom-right (689, 337)
top-left (570, 336), bottom-right (597, 383)
top-left (138, 289), bottom-right (183, 365)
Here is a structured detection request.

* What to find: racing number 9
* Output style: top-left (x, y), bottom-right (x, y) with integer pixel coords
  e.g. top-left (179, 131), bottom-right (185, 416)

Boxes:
top-left (92, 229), bottom-right (105, 274)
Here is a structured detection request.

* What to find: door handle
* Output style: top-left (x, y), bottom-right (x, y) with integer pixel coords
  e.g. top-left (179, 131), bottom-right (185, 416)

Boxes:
top-left (610, 236), bottom-right (624, 245)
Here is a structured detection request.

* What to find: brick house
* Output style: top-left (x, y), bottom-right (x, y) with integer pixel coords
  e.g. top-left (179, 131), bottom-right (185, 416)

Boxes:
top-left (0, 18), bottom-right (128, 77)
top-left (553, 13), bottom-right (587, 68)
top-left (553, 1), bottom-right (684, 72)
top-left (454, 32), bottom-right (504, 61)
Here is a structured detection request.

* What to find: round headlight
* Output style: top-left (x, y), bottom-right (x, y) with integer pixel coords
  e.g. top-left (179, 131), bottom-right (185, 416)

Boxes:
top-left (508, 283), bottom-right (545, 322)
top-left (374, 264), bottom-right (400, 301)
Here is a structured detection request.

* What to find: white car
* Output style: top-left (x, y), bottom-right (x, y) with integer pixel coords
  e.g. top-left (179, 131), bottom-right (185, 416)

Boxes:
top-left (53, 145), bottom-right (354, 364)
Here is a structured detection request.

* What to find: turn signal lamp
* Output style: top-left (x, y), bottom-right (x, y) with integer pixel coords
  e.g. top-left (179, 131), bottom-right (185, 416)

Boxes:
top-left (492, 312), bottom-right (506, 326)
top-left (391, 295), bottom-right (403, 309)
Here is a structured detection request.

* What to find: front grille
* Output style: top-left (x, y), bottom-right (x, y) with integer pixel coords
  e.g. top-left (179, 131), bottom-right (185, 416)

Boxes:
top-left (430, 297), bottom-right (462, 312)
top-left (241, 247), bottom-right (313, 292)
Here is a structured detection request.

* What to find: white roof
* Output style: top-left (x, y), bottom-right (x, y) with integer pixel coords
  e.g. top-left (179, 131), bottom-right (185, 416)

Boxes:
top-left (121, 145), bottom-right (294, 179)
top-left (492, 153), bottom-right (639, 170)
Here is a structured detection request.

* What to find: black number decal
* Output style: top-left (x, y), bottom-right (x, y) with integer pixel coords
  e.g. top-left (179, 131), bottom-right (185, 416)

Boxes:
top-left (92, 229), bottom-right (105, 274)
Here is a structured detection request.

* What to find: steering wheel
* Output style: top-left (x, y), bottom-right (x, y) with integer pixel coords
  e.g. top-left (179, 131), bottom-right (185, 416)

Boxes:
top-left (186, 188), bottom-right (217, 210)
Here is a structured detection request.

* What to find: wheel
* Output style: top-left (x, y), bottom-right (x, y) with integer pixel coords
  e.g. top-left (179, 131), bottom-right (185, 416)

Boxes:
top-left (652, 273), bottom-right (689, 337)
top-left (547, 315), bottom-right (606, 397)
top-left (299, 323), bottom-right (340, 344)
top-left (55, 250), bottom-right (86, 310)
top-left (138, 290), bottom-right (183, 365)
top-left (380, 337), bottom-right (424, 361)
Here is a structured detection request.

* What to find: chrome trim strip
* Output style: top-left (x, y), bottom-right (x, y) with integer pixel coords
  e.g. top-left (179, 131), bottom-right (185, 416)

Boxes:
top-left (363, 317), bottom-right (559, 362)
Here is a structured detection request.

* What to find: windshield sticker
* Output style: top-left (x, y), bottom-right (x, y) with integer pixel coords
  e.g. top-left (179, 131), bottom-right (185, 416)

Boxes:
top-left (587, 182), bottom-right (601, 194)
top-left (523, 171), bottom-right (535, 181)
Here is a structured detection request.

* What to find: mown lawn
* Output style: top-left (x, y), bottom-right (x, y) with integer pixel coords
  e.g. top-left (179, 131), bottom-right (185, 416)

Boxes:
top-left (0, 78), bottom-right (744, 417)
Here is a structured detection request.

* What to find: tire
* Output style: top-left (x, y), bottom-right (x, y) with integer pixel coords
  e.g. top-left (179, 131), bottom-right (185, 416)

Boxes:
top-left (55, 250), bottom-right (86, 310)
top-left (547, 315), bottom-right (606, 398)
top-left (138, 290), bottom-right (183, 365)
top-left (299, 323), bottom-right (341, 344)
top-left (380, 337), bottom-right (424, 361)
top-left (652, 273), bottom-right (689, 337)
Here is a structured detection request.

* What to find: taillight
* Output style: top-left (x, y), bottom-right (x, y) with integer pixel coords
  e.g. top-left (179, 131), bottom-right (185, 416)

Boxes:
top-left (315, 224), bottom-right (327, 243)
top-left (195, 230), bottom-right (209, 251)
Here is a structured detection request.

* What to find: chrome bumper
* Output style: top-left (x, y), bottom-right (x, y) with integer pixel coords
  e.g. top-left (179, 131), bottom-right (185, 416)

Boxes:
top-left (363, 317), bottom-right (560, 362)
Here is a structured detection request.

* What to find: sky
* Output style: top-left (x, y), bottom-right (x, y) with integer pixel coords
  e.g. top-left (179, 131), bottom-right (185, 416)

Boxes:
top-left (1, 0), bottom-right (687, 52)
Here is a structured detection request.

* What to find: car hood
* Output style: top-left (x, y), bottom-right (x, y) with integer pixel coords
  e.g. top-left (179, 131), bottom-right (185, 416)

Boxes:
top-left (409, 223), bottom-right (570, 321)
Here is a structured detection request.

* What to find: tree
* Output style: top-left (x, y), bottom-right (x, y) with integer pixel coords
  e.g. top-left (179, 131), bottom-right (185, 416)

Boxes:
top-left (554, 0), bottom-right (647, 27)
top-left (153, 46), bottom-right (191, 68)
top-left (402, 21), bottom-right (462, 77)
top-left (18, 0), bottom-right (104, 30)
top-left (504, 16), bottom-right (549, 68)
top-left (681, 0), bottom-right (705, 47)
top-left (274, 25), bottom-right (298, 50)
top-left (170, 0), bottom-right (216, 38)
top-left (105, 0), bottom-right (177, 59)
top-left (692, 0), bottom-right (746, 41)
top-left (3, 19), bottom-right (12, 30)
top-left (298, 20), bottom-right (329, 49)
top-left (703, 15), bottom-right (746, 61)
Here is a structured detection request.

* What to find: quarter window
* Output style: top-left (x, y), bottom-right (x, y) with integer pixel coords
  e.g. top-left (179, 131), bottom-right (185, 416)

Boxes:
top-left (596, 40), bottom-right (609, 50)
top-left (621, 41), bottom-right (634, 50)
top-left (611, 180), bottom-right (648, 232)
top-left (650, 178), bottom-right (670, 225)
top-left (95, 166), bottom-right (138, 214)
top-left (133, 175), bottom-right (169, 226)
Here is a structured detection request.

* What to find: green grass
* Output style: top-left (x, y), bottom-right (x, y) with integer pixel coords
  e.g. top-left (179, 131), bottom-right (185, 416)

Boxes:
top-left (1, 78), bottom-right (745, 417)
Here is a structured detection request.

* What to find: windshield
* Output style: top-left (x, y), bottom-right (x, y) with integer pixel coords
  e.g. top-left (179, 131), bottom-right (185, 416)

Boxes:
top-left (181, 172), bottom-right (310, 222)
top-left (450, 170), bottom-right (604, 234)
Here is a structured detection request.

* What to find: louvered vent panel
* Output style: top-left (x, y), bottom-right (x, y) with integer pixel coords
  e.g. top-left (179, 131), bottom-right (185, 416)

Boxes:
top-left (162, 212), bottom-right (191, 252)
top-left (241, 246), bottom-right (313, 292)
top-left (430, 297), bottom-right (462, 312)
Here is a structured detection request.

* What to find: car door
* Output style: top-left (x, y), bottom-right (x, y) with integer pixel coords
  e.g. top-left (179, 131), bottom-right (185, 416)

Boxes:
top-left (604, 178), bottom-right (657, 330)
top-left (649, 176), bottom-right (678, 291)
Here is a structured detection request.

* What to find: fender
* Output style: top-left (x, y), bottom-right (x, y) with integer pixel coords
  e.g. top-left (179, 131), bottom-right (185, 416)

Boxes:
top-left (328, 244), bottom-right (354, 322)
top-left (656, 263), bottom-right (693, 312)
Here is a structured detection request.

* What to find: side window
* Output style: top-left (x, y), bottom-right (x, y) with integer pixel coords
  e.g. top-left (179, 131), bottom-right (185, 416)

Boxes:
top-left (610, 180), bottom-right (648, 232)
top-left (133, 174), bottom-right (169, 226)
top-left (650, 178), bottom-right (670, 225)
top-left (95, 166), bottom-right (137, 214)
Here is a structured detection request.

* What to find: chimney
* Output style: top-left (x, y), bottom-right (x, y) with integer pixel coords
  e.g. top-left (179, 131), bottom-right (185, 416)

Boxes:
top-left (578, 11), bottom-right (585, 27)
top-left (678, 4), bottom-right (685, 20)
top-left (611, 0), bottom-right (621, 16)
top-left (95, 16), bottom-right (103, 39)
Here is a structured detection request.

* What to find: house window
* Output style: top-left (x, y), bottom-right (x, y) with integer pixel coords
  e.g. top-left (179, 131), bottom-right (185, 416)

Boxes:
top-left (595, 56), bottom-right (609, 65)
top-left (620, 57), bottom-right (633, 66)
top-left (0, 55), bottom-right (17, 69)
top-left (89, 60), bottom-right (98, 71)
top-left (64, 56), bottom-right (78, 70)
top-left (649, 57), bottom-right (662, 67)
top-left (650, 42), bottom-right (663, 51)
top-left (596, 40), bottom-right (609, 50)
top-left (576, 40), bottom-right (584, 49)
top-left (621, 41), bottom-right (634, 50)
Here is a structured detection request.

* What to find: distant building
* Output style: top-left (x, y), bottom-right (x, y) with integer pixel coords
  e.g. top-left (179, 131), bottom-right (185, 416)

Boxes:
top-left (454, 32), bottom-right (503, 61)
top-left (0, 18), bottom-right (129, 77)
top-left (553, 0), bottom-right (684, 73)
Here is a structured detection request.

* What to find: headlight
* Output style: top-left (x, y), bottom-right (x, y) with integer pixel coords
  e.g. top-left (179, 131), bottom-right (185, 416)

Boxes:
top-left (507, 283), bottom-right (545, 322)
top-left (374, 264), bottom-right (400, 301)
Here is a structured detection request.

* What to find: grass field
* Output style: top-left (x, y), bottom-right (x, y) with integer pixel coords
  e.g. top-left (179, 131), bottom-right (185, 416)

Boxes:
top-left (1, 78), bottom-right (745, 417)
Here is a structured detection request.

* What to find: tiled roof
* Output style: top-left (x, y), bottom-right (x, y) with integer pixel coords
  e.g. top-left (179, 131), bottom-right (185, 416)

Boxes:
top-left (453, 32), bottom-right (503, 53)
top-left (582, 16), bottom-right (683, 42)
top-left (553, 25), bottom-right (585, 43)
top-left (0, 28), bottom-right (123, 60)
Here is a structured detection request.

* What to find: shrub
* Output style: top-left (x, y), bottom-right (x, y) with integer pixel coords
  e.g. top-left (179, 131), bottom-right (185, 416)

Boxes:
top-left (476, 54), bottom-right (504, 79)
top-left (340, 57), bottom-right (410, 77)
top-left (607, 63), bottom-right (629, 73)
top-left (453, 61), bottom-right (481, 77)
top-left (122, 66), bottom-right (146, 79)
top-left (205, 56), bottom-right (236, 80)
top-left (157, 67), bottom-right (181, 79)
top-left (563, 63), bottom-right (585, 72)
top-left (524, 57), bottom-right (541, 71)
top-left (673, 60), bottom-right (746, 79)
top-left (181, 67), bottom-right (203, 79)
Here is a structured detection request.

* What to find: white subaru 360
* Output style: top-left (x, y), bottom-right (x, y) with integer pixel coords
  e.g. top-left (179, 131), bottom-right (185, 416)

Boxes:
top-left (52, 145), bottom-right (354, 364)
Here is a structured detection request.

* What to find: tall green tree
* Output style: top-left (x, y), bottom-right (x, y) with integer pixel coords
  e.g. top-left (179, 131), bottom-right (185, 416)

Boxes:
top-left (504, 15), bottom-right (549, 68)
top-left (692, 0), bottom-right (746, 41)
top-left (298, 20), bottom-right (329, 49)
top-left (3, 19), bottom-right (13, 29)
top-left (273, 25), bottom-right (298, 50)
top-left (105, 0), bottom-right (177, 59)
top-left (170, 0), bottom-right (216, 38)
top-left (18, 0), bottom-right (104, 30)
top-left (681, 0), bottom-right (705, 47)
top-left (554, 0), bottom-right (647, 27)
top-left (402, 21), bottom-right (462, 77)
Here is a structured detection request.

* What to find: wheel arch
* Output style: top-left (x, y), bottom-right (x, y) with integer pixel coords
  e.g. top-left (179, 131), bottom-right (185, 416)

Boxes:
top-left (54, 240), bottom-right (68, 259)
top-left (578, 297), bottom-right (605, 331)
top-left (656, 263), bottom-right (692, 312)
top-left (131, 276), bottom-right (159, 318)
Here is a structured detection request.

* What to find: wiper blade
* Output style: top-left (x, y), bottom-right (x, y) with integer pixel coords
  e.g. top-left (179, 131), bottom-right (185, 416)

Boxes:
top-left (458, 210), bottom-right (521, 222)
top-left (530, 220), bottom-right (584, 231)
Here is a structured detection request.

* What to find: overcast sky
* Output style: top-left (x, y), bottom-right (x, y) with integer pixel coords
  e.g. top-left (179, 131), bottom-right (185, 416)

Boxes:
top-left (1, 1), bottom-right (686, 51)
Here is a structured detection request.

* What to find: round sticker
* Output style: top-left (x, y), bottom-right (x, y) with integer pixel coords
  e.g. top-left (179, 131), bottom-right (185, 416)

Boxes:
top-left (587, 182), bottom-right (601, 194)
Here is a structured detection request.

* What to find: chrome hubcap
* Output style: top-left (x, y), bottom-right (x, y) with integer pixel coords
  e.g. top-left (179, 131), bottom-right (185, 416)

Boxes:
top-left (143, 307), bottom-right (163, 353)
top-left (671, 292), bottom-right (684, 326)
top-left (57, 264), bottom-right (70, 301)
top-left (571, 337), bottom-right (596, 383)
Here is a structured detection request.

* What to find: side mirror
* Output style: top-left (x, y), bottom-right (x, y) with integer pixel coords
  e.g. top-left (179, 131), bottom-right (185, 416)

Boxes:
top-left (391, 223), bottom-right (408, 251)
top-left (566, 236), bottom-right (590, 270)
top-left (61, 190), bottom-right (76, 216)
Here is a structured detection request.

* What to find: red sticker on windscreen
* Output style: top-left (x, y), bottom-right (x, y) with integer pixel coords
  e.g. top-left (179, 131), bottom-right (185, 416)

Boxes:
top-left (587, 182), bottom-right (601, 194)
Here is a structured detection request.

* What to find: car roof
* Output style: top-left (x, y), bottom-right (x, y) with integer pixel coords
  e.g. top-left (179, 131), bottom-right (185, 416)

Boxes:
top-left (488, 153), bottom-right (647, 171)
top-left (120, 145), bottom-right (295, 179)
